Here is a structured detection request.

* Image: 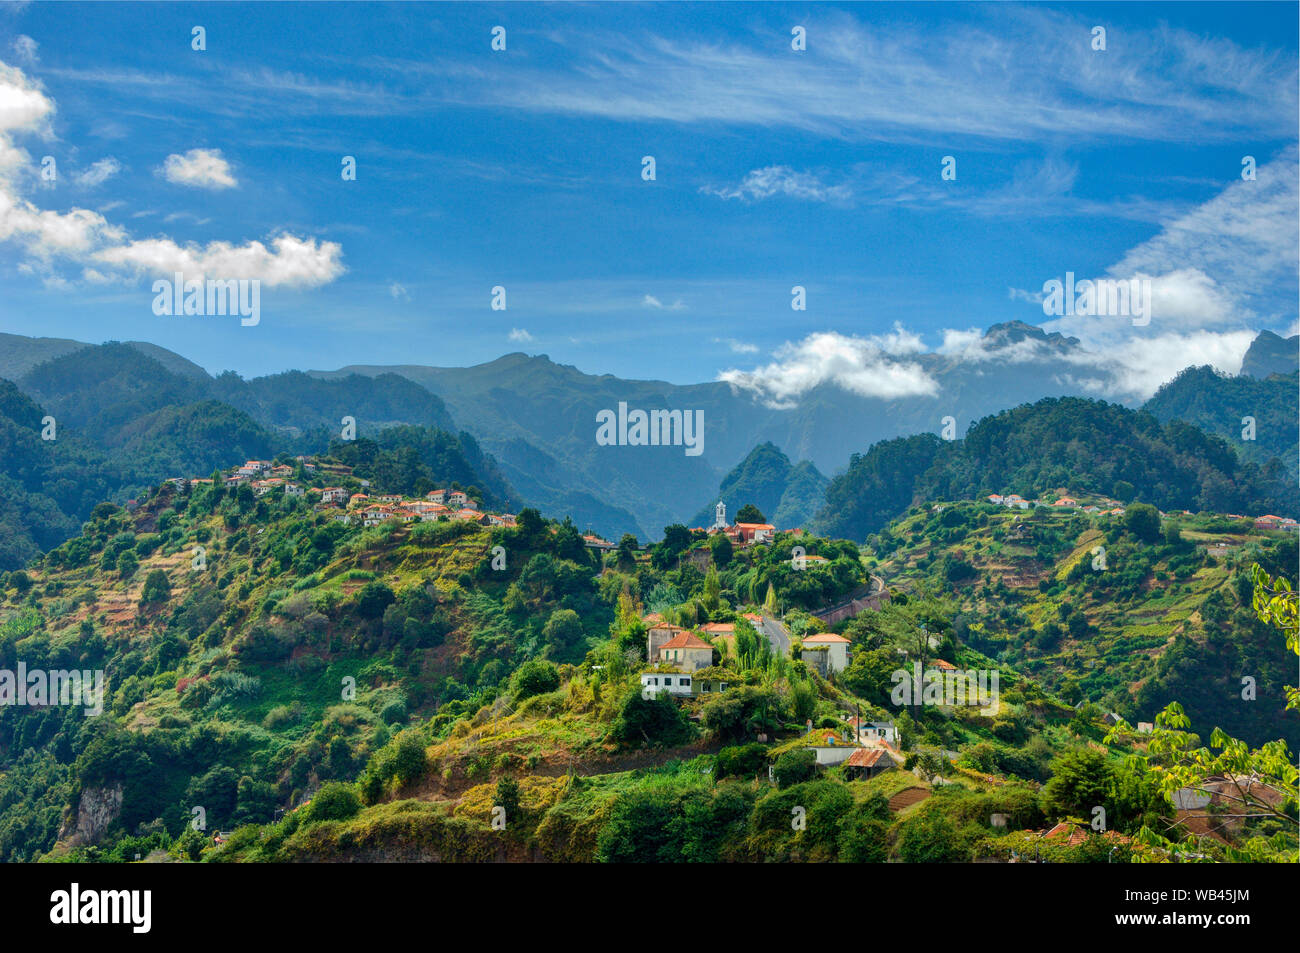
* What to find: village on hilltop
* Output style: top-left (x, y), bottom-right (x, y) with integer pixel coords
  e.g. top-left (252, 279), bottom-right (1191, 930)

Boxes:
top-left (158, 456), bottom-right (522, 531)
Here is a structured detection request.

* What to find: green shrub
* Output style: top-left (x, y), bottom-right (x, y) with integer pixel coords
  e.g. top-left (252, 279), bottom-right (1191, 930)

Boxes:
top-left (609, 691), bottom-right (693, 748)
top-left (715, 743), bottom-right (769, 779)
top-left (511, 660), bottom-right (560, 700)
top-left (773, 749), bottom-right (817, 789)
top-left (305, 782), bottom-right (361, 823)
top-left (380, 700), bottom-right (408, 725)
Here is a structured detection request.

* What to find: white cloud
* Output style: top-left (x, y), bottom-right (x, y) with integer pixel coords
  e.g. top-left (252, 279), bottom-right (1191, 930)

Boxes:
top-left (642, 294), bottom-right (686, 311)
top-left (388, 282), bottom-right (409, 300)
top-left (871, 321), bottom-right (928, 356)
top-left (713, 337), bottom-right (758, 355)
top-left (1006, 149), bottom-right (1300, 396)
top-left (29, 9), bottom-right (1297, 149)
top-left (92, 233), bottom-right (343, 287)
top-left (0, 62), bottom-right (53, 175)
top-left (508, 328), bottom-right (533, 343)
top-left (74, 157), bottom-right (121, 187)
top-left (935, 326), bottom-right (1065, 365)
top-left (704, 165), bottom-right (852, 203)
top-left (719, 331), bottom-right (938, 408)
top-left (159, 148), bottom-right (237, 189)
top-left (0, 61), bottom-right (343, 288)
top-left (10, 35), bottom-right (36, 65)
top-left (1008, 287), bottom-right (1044, 305)
top-left (162, 211), bottom-right (211, 225)
top-left (1052, 329), bottom-right (1258, 400)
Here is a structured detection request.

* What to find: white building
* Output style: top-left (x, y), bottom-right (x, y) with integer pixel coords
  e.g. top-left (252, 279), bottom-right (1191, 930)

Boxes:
top-left (640, 671), bottom-right (693, 697)
top-left (801, 633), bottom-right (850, 674)
top-left (862, 721), bottom-right (897, 744)
top-left (802, 729), bottom-right (860, 766)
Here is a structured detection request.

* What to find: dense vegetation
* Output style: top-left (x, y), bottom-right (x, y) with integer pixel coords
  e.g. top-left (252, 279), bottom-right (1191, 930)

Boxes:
top-left (814, 397), bottom-right (1294, 541)
top-left (864, 499), bottom-right (1299, 749)
top-left (2, 455), bottom-right (1292, 863)
top-left (0, 340), bottom-right (1295, 865)
top-left (1143, 365), bottom-right (1299, 480)
top-left (688, 442), bottom-right (827, 529)
top-left (0, 344), bottom-right (516, 571)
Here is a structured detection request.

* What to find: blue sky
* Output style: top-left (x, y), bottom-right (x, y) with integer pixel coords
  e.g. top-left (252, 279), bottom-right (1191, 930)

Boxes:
top-left (0, 1), bottom-right (1296, 400)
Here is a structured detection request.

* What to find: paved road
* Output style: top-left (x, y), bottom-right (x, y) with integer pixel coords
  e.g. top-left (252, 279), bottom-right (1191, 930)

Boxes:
top-left (753, 612), bottom-right (791, 655)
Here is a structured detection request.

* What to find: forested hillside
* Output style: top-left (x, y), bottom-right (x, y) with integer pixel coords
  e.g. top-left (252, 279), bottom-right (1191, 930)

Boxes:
top-left (1144, 366), bottom-right (1299, 480)
top-left (688, 442), bottom-right (828, 529)
top-left (814, 397), bottom-right (1294, 541)
top-left (0, 346), bottom-right (514, 570)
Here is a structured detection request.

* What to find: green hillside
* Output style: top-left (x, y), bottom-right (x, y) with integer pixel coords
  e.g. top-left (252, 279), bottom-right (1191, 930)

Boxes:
top-left (1143, 365), bottom-right (1298, 480)
top-left (0, 346), bottom-right (513, 570)
top-left (864, 498), bottom-right (1298, 748)
top-left (814, 396), bottom-right (1295, 541)
top-left (688, 442), bottom-right (828, 529)
top-left (3, 460), bottom-right (1292, 864)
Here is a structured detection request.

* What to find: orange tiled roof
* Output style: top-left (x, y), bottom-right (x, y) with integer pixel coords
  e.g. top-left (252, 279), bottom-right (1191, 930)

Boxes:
top-left (660, 631), bottom-right (712, 651)
top-left (804, 632), bottom-right (850, 644)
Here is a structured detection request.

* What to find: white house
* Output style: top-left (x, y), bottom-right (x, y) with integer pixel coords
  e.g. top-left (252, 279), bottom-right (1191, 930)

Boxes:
top-left (862, 721), bottom-right (897, 744)
top-left (320, 487), bottom-right (348, 505)
top-left (801, 633), bottom-right (850, 674)
top-left (640, 671), bottom-right (693, 697)
top-left (802, 729), bottom-right (860, 766)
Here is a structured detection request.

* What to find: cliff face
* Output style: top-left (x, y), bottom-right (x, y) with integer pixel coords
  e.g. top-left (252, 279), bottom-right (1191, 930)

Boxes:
top-left (57, 784), bottom-right (124, 849)
top-left (1240, 330), bottom-right (1299, 378)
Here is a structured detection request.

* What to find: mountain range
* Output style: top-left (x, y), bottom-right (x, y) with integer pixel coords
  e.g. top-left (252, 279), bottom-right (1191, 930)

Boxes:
top-left (0, 323), bottom-right (1294, 561)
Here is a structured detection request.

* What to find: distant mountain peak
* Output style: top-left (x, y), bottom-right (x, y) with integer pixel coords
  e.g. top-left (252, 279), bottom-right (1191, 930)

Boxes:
top-left (1240, 329), bottom-right (1299, 379)
top-left (981, 320), bottom-right (1080, 351)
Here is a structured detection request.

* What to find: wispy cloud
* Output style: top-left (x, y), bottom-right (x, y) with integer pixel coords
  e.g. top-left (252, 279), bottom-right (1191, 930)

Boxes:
top-left (642, 294), bottom-right (686, 311)
top-left (703, 165), bottom-right (852, 204)
top-left (457, 8), bottom-right (1296, 145)
top-left (713, 337), bottom-right (758, 355)
top-left (508, 328), bottom-right (533, 343)
top-left (38, 8), bottom-right (1296, 145)
top-left (702, 156), bottom-right (1179, 224)
top-left (10, 34), bottom-right (36, 65)
top-left (73, 157), bottom-right (122, 187)
top-left (1023, 147), bottom-right (1300, 350)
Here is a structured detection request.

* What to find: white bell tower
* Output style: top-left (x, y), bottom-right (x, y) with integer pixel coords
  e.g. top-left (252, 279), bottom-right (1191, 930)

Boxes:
top-left (713, 500), bottom-right (727, 530)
